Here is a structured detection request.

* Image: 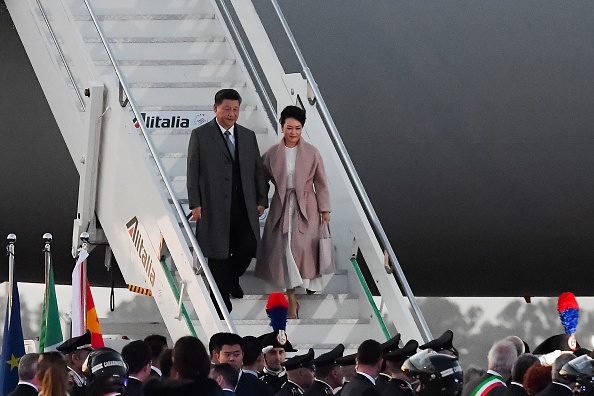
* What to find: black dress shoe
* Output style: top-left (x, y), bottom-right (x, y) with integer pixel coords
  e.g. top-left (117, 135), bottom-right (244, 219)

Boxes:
top-left (230, 284), bottom-right (244, 299)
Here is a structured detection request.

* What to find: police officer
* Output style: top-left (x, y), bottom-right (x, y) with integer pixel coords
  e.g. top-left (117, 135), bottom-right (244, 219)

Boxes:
top-left (419, 330), bottom-right (458, 357)
top-left (259, 332), bottom-right (298, 393)
top-left (377, 335), bottom-right (403, 393)
top-left (57, 331), bottom-right (93, 396)
top-left (276, 349), bottom-right (316, 396)
top-left (82, 348), bottom-right (128, 396)
top-left (402, 350), bottom-right (463, 396)
top-left (305, 344), bottom-right (345, 396)
top-left (381, 340), bottom-right (418, 396)
top-left (334, 353), bottom-right (357, 396)
top-left (560, 354), bottom-right (594, 396)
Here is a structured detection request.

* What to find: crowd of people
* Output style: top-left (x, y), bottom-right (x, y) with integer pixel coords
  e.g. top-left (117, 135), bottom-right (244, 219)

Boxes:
top-left (8, 328), bottom-right (594, 396)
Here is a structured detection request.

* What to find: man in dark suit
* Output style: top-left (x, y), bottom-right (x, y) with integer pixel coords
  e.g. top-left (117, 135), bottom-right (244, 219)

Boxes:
top-left (381, 340), bottom-right (418, 396)
top-left (305, 344), bottom-right (345, 396)
top-left (144, 334), bottom-right (168, 379)
top-left (237, 336), bottom-right (274, 396)
top-left (211, 363), bottom-right (240, 396)
top-left (7, 353), bottom-right (39, 396)
top-left (501, 354), bottom-right (539, 396)
top-left (535, 353), bottom-right (576, 396)
top-left (340, 340), bottom-right (383, 396)
top-left (187, 88), bottom-right (267, 313)
top-left (461, 340), bottom-right (518, 396)
top-left (376, 334), bottom-right (402, 394)
top-left (121, 340), bottom-right (153, 396)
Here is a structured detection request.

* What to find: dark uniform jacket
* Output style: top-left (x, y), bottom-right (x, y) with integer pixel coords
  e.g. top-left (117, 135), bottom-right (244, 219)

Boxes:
top-left (380, 378), bottom-right (413, 396)
top-left (259, 368), bottom-right (288, 394)
top-left (305, 379), bottom-right (334, 396)
top-left (7, 383), bottom-right (37, 396)
top-left (340, 374), bottom-right (380, 396)
top-left (375, 374), bottom-right (391, 394)
top-left (236, 371), bottom-right (274, 396)
top-left (534, 383), bottom-right (573, 396)
top-left (275, 380), bottom-right (305, 396)
top-left (68, 367), bottom-right (89, 396)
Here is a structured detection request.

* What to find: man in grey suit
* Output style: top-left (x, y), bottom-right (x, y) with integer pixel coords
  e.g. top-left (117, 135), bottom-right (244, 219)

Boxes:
top-left (187, 88), bottom-right (267, 313)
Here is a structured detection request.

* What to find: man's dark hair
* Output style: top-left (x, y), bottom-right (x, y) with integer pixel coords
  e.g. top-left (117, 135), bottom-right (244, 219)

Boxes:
top-left (242, 336), bottom-right (261, 366)
top-left (18, 353), bottom-right (39, 381)
top-left (159, 348), bottom-right (173, 378)
top-left (121, 340), bottom-right (152, 375)
top-left (209, 333), bottom-right (227, 357)
top-left (211, 363), bottom-right (239, 388)
top-left (144, 334), bottom-right (168, 360)
top-left (279, 105), bottom-right (306, 127)
top-left (214, 333), bottom-right (243, 353)
top-left (357, 339), bottom-right (383, 366)
top-left (173, 336), bottom-right (211, 380)
top-left (511, 353), bottom-right (539, 383)
top-left (215, 89), bottom-right (242, 105)
top-left (315, 364), bottom-right (337, 379)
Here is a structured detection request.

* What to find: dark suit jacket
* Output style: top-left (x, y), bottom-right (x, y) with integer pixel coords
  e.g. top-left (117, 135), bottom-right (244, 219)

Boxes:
top-left (236, 371), bottom-right (274, 396)
top-left (123, 377), bottom-right (144, 396)
top-left (148, 367), bottom-right (161, 379)
top-left (375, 374), bottom-right (391, 394)
top-left (461, 373), bottom-right (506, 396)
top-left (501, 383), bottom-right (528, 396)
top-left (7, 383), bottom-right (37, 396)
top-left (340, 374), bottom-right (381, 396)
top-left (187, 119), bottom-right (267, 259)
top-left (380, 378), bottom-right (412, 396)
top-left (275, 381), bottom-right (305, 396)
top-left (534, 383), bottom-right (573, 396)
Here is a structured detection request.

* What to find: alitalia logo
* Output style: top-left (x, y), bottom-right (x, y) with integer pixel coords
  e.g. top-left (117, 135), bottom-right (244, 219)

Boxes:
top-left (126, 216), bottom-right (156, 286)
top-left (132, 111), bottom-right (213, 129)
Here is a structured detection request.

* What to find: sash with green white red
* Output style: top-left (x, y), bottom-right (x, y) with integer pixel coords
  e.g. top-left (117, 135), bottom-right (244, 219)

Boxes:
top-left (471, 375), bottom-right (505, 396)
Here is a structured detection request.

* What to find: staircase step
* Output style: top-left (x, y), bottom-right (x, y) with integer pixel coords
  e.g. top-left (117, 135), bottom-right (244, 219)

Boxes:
top-left (94, 59), bottom-right (236, 67)
top-left (86, 42), bottom-right (235, 61)
top-left (84, 36), bottom-right (226, 43)
top-left (74, 14), bottom-right (216, 21)
top-left (227, 294), bottom-right (359, 320)
top-left (77, 18), bottom-right (224, 38)
top-left (239, 270), bottom-right (349, 296)
top-left (67, 1), bottom-right (217, 16)
top-left (96, 64), bottom-right (242, 83)
top-left (130, 85), bottom-right (250, 107)
top-left (192, 319), bottom-right (383, 344)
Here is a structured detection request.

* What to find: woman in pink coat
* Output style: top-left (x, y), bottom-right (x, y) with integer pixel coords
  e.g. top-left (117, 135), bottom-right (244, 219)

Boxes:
top-left (255, 106), bottom-right (331, 318)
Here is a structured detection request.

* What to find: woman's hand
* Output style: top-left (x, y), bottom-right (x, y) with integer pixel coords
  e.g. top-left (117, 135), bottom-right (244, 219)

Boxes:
top-left (321, 212), bottom-right (330, 223)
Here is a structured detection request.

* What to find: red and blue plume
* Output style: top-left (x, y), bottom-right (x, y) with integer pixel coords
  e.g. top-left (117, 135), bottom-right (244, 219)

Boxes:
top-left (266, 292), bottom-right (288, 332)
top-left (557, 292), bottom-right (579, 335)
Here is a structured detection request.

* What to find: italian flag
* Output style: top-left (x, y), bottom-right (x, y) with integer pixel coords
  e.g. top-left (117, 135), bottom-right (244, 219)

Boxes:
top-left (72, 250), bottom-right (104, 347)
top-left (471, 375), bottom-right (505, 396)
top-left (39, 258), bottom-right (63, 352)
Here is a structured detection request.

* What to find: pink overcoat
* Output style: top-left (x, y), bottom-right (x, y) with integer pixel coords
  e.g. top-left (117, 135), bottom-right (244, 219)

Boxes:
top-left (255, 139), bottom-right (331, 287)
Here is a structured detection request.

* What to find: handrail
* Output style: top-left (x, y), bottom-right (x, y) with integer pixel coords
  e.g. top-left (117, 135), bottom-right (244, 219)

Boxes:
top-left (269, 0), bottom-right (433, 342)
top-left (34, 0), bottom-right (86, 111)
top-left (214, 0), bottom-right (278, 132)
top-left (81, 0), bottom-right (237, 334)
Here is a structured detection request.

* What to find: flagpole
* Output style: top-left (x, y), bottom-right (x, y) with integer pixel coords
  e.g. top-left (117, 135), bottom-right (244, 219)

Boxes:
top-left (80, 232), bottom-right (89, 330)
top-left (6, 233), bottom-right (16, 324)
top-left (43, 233), bottom-right (52, 332)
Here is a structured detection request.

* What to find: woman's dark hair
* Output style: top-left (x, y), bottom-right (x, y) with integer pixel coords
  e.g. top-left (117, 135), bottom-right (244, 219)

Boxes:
top-left (172, 336), bottom-right (210, 380)
top-left (279, 105), bottom-right (306, 127)
top-left (159, 348), bottom-right (173, 378)
top-left (38, 352), bottom-right (69, 396)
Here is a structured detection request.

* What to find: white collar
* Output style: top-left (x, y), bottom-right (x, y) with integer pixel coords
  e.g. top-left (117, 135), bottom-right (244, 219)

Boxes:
top-left (511, 382), bottom-right (523, 388)
top-left (129, 376), bottom-right (142, 382)
top-left (356, 372), bottom-right (376, 385)
top-left (486, 370), bottom-right (503, 378)
top-left (151, 366), bottom-right (162, 376)
top-left (315, 378), bottom-right (334, 390)
top-left (242, 369), bottom-right (258, 377)
top-left (216, 120), bottom-right (235, 135)
top-left (17, 382), bottom-right (38, 391)
top-left (287, 380), bottom-right (305, 394)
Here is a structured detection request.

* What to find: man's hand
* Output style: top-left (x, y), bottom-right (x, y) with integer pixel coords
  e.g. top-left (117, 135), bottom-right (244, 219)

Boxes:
top-left (190, 206), bottom-right (202, 221)
top-left (257, 205), bottom-right (265, 216)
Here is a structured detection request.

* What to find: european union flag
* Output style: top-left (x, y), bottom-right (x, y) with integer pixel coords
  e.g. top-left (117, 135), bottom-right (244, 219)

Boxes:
top-left (0, 276), bottom-right (25, 396)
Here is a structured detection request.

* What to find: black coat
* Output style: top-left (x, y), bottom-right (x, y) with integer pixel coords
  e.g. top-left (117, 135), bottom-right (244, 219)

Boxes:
top-left (340, 374), bottom-right (381, 396)
top-left (534, 383), bottom-right (573, 396)
top-left (144, 377), bottom-right (225, 396)
top-left (123, 377), bottom-right (144, 396)
top-left (501, 384), bottom-right (528, 396)
top-left (259, 371), bottom-right (288, 394)
top-left (7, 383), bottom-right (37, 396)
top-left (375, 374), bottom-right (391, 394)
top-left (236, 371), bottom-right (274, 396)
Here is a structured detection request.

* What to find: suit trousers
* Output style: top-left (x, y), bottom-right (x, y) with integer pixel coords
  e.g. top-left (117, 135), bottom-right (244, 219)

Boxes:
top-left (209, 190), bottom-right (256, 313)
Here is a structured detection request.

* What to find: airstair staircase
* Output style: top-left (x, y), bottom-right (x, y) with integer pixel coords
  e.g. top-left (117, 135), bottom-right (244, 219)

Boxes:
top-left (6, 0), bottom-right (431, 351)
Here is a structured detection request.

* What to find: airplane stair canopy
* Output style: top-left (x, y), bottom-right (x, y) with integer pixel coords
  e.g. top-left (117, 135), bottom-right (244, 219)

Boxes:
top-left (6, 0), bottom-right (431, 347)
